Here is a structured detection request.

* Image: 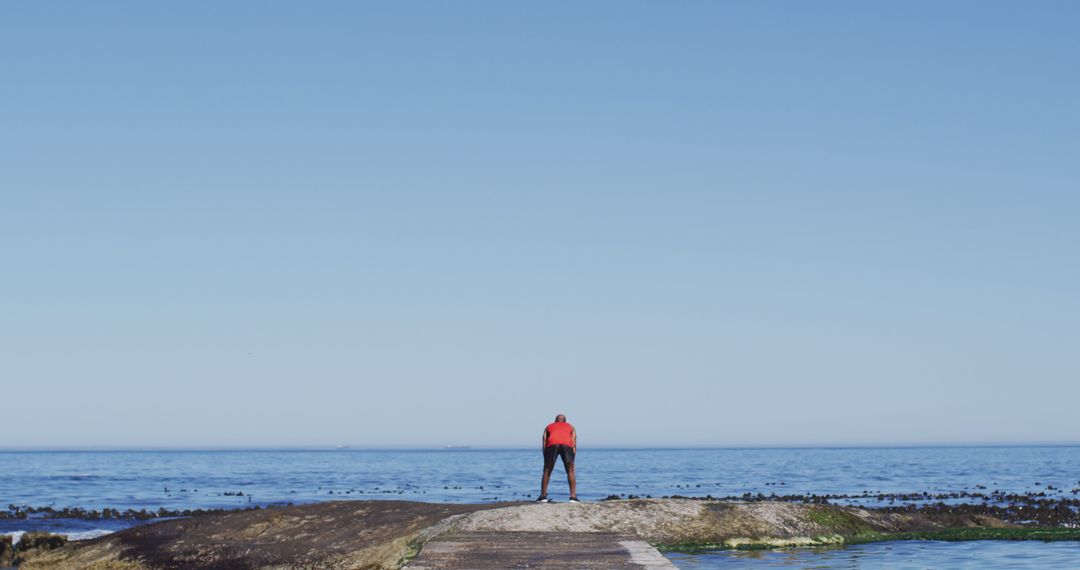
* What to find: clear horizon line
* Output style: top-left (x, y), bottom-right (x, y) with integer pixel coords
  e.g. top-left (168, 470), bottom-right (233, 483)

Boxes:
top-left (3, 440), bottom-right (1079, 452)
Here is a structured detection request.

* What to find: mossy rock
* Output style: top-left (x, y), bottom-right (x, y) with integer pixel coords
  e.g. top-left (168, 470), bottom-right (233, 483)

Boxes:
top-left (804, 505), bottom-right (875, 535)
top-left (660, 526), bottom-right (1080, 552)
top-left (848, 527), bottom-right (1080, 544)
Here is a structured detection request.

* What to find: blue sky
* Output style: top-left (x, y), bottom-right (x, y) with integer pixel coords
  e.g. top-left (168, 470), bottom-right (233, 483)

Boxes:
top-left (2, 1), bottom-right (1078, 448)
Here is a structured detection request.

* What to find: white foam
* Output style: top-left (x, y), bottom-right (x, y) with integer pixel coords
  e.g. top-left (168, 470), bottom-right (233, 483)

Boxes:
top-left (66, 529), bottom-right (113, 541)
top-left (3, 531), bottom-right (25, 546)
top-left (3, 529), bottom-right (113, 546)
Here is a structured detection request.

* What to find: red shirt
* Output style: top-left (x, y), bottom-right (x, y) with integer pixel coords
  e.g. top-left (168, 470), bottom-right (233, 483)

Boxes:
top-left (545, 422), bottom-right (575, 447)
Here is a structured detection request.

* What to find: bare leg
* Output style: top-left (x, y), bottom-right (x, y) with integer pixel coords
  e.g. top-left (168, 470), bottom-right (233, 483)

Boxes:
top-left (567, 462), bottom-right (577, 498)
top-left (540, 466), bottom-right (553, 497)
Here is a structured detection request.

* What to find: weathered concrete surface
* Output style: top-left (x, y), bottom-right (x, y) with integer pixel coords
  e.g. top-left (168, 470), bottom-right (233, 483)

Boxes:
top-left (405, 532), bottom-right (675, 569)
top-left (21, 499), bottom-right (1013, 569)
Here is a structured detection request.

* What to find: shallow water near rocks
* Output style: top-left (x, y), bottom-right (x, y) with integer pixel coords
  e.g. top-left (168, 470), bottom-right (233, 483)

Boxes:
top-left (665, 540), bottom-right (1080, 569)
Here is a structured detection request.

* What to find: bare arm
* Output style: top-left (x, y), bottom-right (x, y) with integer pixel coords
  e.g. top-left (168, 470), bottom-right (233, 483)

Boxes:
top-left (571, 428), bottom-right (577, 453)
top-left (542, 428), bottom-right (548, 450)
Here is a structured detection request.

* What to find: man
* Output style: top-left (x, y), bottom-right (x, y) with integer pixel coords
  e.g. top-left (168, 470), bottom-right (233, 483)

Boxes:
top-left (537, 414), bottom-right (579, 503)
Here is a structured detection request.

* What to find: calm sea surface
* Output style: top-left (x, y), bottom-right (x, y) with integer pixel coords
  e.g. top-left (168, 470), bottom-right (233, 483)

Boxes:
top-left (3, 446), bottom-right (1078, 567)
top-left (665, 540), bottom-right (1080, 568)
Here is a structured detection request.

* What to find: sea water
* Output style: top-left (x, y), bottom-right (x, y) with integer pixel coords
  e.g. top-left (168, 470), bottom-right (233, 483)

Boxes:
top-left (2, 446), bottom-right (1079, 567)
top-left (665, 540), bottom-right (1080, 568)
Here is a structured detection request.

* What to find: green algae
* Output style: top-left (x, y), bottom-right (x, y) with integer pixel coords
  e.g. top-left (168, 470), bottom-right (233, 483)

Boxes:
top-left (846, 527), bottom-right (1080, 544)
top-left (397, 539), bottom-right (423, 568)
top-left (804, 506), bottom-right (874, 534)
top-left (656, 526), bottom-right (1080, 553)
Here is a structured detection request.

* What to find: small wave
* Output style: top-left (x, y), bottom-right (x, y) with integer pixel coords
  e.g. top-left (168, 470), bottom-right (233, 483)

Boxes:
top-left (3, 531), bottom-right (24, 546)
top-left (66, 529), bottom-right (114, 541)
top-left (3, 528), bottom-right (114, 546)
top-left (41, 473), bottom-right (100, 481)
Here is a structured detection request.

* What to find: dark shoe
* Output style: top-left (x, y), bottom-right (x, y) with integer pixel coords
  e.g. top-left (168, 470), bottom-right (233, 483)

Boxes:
top-left (536, 495), bottom-right (550, 503)
top-left (569, 496), bottom-right (581, 503)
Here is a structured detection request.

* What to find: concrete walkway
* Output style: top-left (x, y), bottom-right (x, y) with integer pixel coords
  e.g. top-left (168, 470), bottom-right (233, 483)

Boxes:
top-left (405, 531), bottom-right (676, 569)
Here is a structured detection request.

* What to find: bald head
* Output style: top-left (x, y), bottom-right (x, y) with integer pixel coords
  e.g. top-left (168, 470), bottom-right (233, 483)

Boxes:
top-left (555, 414), bottom-right (566, 423)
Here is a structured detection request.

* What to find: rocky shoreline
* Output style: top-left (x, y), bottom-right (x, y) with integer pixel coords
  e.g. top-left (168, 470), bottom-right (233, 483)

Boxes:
top-left (8, 488), bottom-right (1079, 527)
top-left (605, 489), bottom-right (1080, 528)
top-left (2, 505), bottom-right (257, 522)
top-left (1, 533), bottom-right (68, 568)
top-left (9, 498), bottom-right (1080, 569)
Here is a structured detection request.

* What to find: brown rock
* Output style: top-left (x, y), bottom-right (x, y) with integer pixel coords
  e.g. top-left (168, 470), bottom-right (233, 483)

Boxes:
top-left (1, 534), bottom-right (15, 567)
top-left (22, 500), bottom-right (506, 570)
top-left (15, 532), bottom-right (69, 553)
top-left (13, 532), bottom-right (69, 566)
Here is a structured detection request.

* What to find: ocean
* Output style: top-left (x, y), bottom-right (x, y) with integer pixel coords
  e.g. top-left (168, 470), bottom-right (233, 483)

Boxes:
top-left (3, 446), bottom-right (1079, 567)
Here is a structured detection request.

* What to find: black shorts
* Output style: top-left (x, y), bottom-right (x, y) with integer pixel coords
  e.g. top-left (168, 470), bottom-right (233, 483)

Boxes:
top-left (543, 444), bottom-right (575, 469)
